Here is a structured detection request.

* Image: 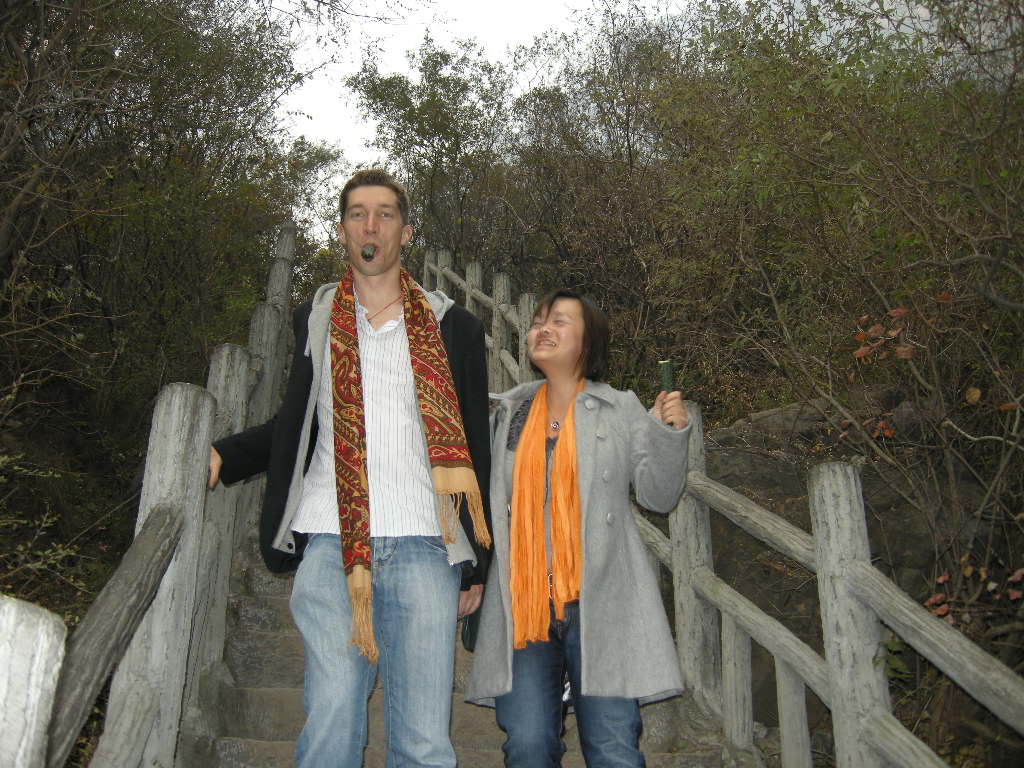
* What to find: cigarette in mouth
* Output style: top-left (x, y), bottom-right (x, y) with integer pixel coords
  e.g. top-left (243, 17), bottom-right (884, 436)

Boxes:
top-left (361, 245), bottom-right (375, 261)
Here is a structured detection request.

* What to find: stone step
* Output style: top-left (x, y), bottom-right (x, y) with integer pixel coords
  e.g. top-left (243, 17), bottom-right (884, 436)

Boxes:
top-left (217, 683), bottom-right (723, 762)
top-left (232, 559), bottom-right (294, 598)
top-left (218, 687), bottom-right (503, 745)
top-left (213, 736), bottom-right (723, 767)
top-left (213, 738), bottom-right (509, 768)
top-left (225, 629), bottom-right (304, 688)
top-left (228, 594), bottom-right (294, 634)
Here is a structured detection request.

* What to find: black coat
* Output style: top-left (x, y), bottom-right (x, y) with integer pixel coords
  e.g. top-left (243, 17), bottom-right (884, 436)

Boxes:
top-left (214, 296), bottom-right (492, 587)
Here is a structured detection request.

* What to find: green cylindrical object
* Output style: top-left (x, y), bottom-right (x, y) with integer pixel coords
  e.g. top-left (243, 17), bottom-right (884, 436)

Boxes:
top-left (658, 359), bottom-right (673, 393)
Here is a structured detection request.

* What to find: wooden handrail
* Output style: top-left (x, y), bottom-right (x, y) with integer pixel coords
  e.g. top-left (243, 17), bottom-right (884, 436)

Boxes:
top-left (687, 472), bottom-right (816, 571)
top-left (850, 560), bottom-right (1024, 734)
top-left (47, 505), bottom-right (184, 768)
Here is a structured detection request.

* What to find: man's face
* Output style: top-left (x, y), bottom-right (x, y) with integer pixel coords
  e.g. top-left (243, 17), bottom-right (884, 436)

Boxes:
top-left (337, 185), bottom-right (412, 279)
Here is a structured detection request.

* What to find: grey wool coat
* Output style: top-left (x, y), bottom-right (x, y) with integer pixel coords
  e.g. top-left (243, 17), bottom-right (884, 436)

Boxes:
top-left (465, 379), bottom-right (690, 706)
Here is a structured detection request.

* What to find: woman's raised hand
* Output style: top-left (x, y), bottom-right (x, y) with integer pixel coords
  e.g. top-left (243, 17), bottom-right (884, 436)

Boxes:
top-left (653, 391), bottom-right (688, 430)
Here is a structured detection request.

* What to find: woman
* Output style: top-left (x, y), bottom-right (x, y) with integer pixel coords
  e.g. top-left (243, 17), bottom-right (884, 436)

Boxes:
top-left (466, 290), bottom-right (690, 767)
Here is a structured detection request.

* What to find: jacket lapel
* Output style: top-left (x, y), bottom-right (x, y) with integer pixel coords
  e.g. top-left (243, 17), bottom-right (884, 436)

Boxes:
top-left (308, 286), bottom-right (335, 379)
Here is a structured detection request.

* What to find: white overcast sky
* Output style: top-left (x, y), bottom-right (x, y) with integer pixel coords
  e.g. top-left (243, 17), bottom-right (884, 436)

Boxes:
top-left (281, 0), bottom-right (586, 167)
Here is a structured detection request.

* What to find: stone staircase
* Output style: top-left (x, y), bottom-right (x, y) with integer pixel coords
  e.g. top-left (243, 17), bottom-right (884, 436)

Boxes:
top-left (202, 537), bottom-right (761, 767)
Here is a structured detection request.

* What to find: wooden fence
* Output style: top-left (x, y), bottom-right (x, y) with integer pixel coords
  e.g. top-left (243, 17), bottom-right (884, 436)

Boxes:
top-left (3, 238), bottom-right (1023, 767)
top-left (1, 223), bottom-right (296, 768)
top-left (422, 248), bottom-right (1024, 768)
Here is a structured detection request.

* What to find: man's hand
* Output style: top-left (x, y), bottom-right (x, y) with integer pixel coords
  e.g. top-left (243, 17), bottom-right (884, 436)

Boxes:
top-left (208, 447), bottom-right (223, 490)
top-left (458, 583), bottom-right (483, 618)
top-left (653, 391), bottom-right (688, 430)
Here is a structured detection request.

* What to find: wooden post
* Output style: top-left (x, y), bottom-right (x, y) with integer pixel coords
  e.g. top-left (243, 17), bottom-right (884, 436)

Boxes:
top-left (0, 596), bottom-right (66, 768)
top-left (422, 249), bottom-right (436, 290)
top-left (491, 272), bottom-right (511, 392)
top-left (465, 261), bottom-right (482, 318)
top-left (234, 228), bottom-right (294, 546)
top-left (516, 292), bottom-right (536, 385)
top-left (809, 462), bottom-right (889, 768)
top-left (92, 383), bottom-right (216, 768)
top-left (274, 220), bottom-right (297, 263)
top-left (176, 343), bottom-right (253, 758)
top-left (436, 249), bottom-right (452, 296)
top-left (721, 615), bottom-right (753, 749)
top-left (670, 402), bottom-right (721, 713)
top-left (775, 659), bottom-right (813, 768)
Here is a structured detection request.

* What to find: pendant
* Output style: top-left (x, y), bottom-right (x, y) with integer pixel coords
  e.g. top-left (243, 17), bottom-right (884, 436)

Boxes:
top-left (550, 420), bottom-right (561, 431)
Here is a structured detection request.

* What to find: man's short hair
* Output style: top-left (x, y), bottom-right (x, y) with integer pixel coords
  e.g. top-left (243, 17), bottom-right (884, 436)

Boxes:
top-left (339, 169), bottom-right (410, 224)
top-left (529, 289), bottom-right (610, 381)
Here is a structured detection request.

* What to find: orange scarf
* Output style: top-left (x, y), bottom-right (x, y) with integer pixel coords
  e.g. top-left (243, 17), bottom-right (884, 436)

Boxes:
top-left (509, 380), bottom-right (584, 648)
top-left (330, 267), bottom-right (491, 662)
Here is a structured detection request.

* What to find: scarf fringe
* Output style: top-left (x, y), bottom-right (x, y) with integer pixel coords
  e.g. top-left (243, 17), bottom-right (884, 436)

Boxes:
top-left (347, 565), bottom-right (378, 663)
top-left (433, 467), bottom-right (493, 549)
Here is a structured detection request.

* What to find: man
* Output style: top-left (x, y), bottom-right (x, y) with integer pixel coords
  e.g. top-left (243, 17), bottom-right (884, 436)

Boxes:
top-left (208, 169), bottom-right (492, 767)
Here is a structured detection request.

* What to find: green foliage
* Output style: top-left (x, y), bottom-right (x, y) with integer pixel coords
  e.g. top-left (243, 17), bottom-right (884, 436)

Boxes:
top-left (0, 0), bottom-right (344, 622)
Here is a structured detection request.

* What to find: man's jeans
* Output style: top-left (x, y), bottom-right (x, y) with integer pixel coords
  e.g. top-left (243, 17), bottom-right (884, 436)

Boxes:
top-left (289, 533), bottom-right (460, 768)
top-left (494, 601), bottom-right (644, 768)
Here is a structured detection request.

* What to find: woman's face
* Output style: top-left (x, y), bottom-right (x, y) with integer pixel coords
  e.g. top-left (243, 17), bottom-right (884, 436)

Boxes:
top-left (527, 297), bottom-right (585, 378)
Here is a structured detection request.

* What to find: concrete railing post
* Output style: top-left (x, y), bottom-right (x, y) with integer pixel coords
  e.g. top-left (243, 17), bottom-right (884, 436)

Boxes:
top-left (465, 261), bottom-right (482, 318)
top-left (670, 402), bottom-right (721, 713)
top-left (491, 273), bottom-right (511, 392)
top-left (436, 250), bottom-right (452, 296)
top-left (809, 462), bottom-right (889, 768)
top-left (516, 292), bottom-right (536, 385)
top-left (91, 383), bottom-right (216, 768)
top-left (234, 226), bottom-right (294, 547)
top-left (0, 596), bottom-right (66, 768)
top-left (176, 343), bottom-right (253, 762)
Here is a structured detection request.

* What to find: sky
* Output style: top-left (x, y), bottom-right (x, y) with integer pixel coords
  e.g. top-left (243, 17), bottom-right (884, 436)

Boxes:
top-left (281, 0), bottom-right (585, 168)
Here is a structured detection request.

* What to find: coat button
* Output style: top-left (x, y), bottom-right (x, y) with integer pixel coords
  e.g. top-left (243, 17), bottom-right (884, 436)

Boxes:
top-left (584, 399), bottom-right (595, 410)
top-left (606, 512), bottom-right (613, 524)
top-left (602, 470), bottom-right (610, 481)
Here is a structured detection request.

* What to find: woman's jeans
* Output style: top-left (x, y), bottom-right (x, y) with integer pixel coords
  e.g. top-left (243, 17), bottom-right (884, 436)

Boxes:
top-left (289, 533), bottom-right (461, 768)
top-left (494, 601), bottom-right (644, 767)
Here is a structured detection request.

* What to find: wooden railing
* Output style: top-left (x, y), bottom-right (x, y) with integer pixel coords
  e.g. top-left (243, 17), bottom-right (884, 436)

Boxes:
top-left (0, 223), bottom-right (296, 768)
top-left (5, 240), bottom-right (1023, 768)
top-left (421, 248), bottom-right (1024, 768)
top-left (422, 249), bottom-right (536, 389)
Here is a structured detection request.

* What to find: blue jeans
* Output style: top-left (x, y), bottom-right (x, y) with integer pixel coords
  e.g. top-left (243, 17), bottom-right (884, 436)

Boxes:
top-left (494, 601), bottom-right (644, 768)
top-left (289, 533), bottom-right (461, 768)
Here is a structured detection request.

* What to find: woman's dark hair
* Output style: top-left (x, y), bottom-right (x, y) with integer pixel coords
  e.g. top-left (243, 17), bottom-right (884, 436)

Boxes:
top-left (529, 289), bottom-right (609, 381)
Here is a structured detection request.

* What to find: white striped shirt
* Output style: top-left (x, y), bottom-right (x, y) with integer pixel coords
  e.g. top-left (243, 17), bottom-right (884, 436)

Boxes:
top-left (290, 299), bottom-right (440, 537)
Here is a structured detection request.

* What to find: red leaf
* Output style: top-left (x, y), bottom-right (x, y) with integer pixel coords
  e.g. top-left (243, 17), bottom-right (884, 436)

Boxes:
top-left (853, 331), bottom-right (868, 342)
top-left (931, 604), bottom-right (951, 616)
top-left (853, 346), bottom-right (873, 359)
top-left (1008, 589), bottom-right (1023, 601)
top-left (936, 291), bottom-right (953, 303)
top-left (886, 325), bottom-right (904, 337)
top-left (887, 307), bottom-right (909, 318)
top-left (895, 345), bottom-right (914, 359)
top-left (937, 570), bottom-right (950, 584)
top-left (1008, 567), bottom-right (1024, 582)
top-left (924, 593), bottom-right (946, 607)
top-left (997, 402), bottom-right (1020, 411)
top-left (882, 428), bottom-right (894, 438)
top-left (868, 324), bottom-right (885, 338)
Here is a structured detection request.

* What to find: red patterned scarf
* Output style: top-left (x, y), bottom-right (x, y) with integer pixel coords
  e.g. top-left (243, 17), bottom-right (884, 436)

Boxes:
top-left (330, 267), bottom-right (491, 661)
